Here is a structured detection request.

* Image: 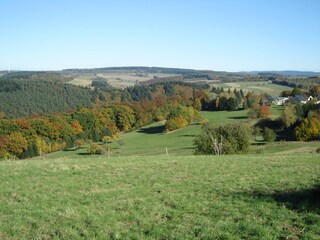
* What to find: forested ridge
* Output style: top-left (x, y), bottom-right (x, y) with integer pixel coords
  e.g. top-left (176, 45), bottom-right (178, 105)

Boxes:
top-left (0, 71), bottom-right (209, 117)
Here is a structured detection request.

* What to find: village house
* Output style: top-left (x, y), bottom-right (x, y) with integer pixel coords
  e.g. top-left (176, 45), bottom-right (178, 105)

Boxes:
top-left (292, 95), bottom-right (313, 104)
top-left (261, 96), bottom-right (289, 106)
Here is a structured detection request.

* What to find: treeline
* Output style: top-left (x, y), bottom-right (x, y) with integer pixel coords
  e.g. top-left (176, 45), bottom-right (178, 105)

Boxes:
top-left (201, 87), bottom-right (269, 112)
top-left (1, 71), bottom-right (73, 82)
top-left (202, 87), bottom-right (245, 111)
top-left (92, 81), bottom-right (209, 103)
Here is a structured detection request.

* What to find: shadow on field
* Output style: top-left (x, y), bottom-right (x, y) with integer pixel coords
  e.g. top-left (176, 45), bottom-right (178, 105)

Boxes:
top-left (228, 116), bottom-right (247, 120)
top-left (181, 147), bottom-right (195, 150)
top-left (77, 152), bottom-right (91, 156)
top-left (251, 142), bottom-right (266, 146)
top-left (242, 185), bottom-right (320, 213)
top-left (179, 134), bottom-right (197, 137)
top-left (137, 125), bottom-right (165, 134)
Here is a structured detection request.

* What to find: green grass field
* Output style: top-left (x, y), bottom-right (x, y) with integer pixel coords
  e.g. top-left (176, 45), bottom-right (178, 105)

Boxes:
top-left (211, 81), bottom-right (292, 96)
top-left (1, 154), bottom-right (319, 239)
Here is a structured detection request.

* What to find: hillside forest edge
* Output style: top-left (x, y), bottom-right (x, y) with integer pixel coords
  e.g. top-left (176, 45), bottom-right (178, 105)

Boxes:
top-left (1, 68), bottom-right (320, 159)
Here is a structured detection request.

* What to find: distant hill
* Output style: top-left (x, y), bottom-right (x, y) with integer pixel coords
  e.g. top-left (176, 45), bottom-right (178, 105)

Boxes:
top-left (248, 70), bottom-right (320, 77)
top-left (62, 66), bottom-right (201, 75)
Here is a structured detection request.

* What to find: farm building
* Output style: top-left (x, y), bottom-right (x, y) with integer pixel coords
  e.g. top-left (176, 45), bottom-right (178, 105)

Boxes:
top-left (261, 96), bottom-right (289, 106)
top-left (292, 95), bottom-right (313, 104)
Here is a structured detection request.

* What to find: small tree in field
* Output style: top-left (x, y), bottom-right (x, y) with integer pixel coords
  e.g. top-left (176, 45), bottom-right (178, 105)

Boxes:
top-left (75, 139), bottom-right (86, 149)
top-left (249, 105), bottom-right (271, 119)
top-left (259, 105), bottom-right (272, 118)
top-left (262, 127), bottom-right (276, 142)
top-left (194, 123), bottom-right (251, 155)
top-left (88, 142), bottom-right (100, 154)
top-left (281, 104), bottom-right (297, 128)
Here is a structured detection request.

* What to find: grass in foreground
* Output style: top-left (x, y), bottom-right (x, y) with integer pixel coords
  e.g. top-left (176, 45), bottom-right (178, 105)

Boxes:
top-left (1, 154), bottom-right (320, 239)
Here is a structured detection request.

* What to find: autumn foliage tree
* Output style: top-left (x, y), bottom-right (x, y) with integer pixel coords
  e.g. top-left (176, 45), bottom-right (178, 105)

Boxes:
top-left (248, 105), bottom-right (271, 119)
top-left (6, 132), bottom-right (28, 158)
top-left (295, 117), bottom-right (320, 141)
top-left (165, 116), bottom-right (188, 132)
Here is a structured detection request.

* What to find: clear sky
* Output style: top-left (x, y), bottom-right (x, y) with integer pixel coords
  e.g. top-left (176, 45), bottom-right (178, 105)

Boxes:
top-left (0, 0), bottom-right (319, 71)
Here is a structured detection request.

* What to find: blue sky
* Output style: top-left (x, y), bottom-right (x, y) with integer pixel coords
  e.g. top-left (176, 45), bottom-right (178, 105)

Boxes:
top-left (0, 0), bottom-right (319, 71)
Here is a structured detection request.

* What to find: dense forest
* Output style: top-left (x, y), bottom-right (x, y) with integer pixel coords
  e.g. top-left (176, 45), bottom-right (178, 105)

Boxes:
top-left (0, 78), bottom-right (93, 117)
top-left (0, 72), bottom-right (208, 117)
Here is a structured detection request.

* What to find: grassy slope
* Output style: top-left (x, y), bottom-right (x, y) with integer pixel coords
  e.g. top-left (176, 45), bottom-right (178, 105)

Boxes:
top-left (46, 107), bottom-right (319, 159)
top-left (1, 154), bottom-right (320, 239)
top-left (108, 110), bottom-right (250, 156)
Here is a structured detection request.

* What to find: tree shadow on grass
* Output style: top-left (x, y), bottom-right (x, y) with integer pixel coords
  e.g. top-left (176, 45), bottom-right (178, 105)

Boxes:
top-left (137, 125), bottom-right (165, 134)
top-left (239, 185), bottom-right (320, 213)
top-left (179, 134), bottom-right (197, 137)
top-left (180, 147), bottom-right (195, 150)
top-left (77, 152), bottom-right (91, 156)
top-left (251, 142), bottom-right (266, 146)
top-left (228, 116), bottom-right (248, 120)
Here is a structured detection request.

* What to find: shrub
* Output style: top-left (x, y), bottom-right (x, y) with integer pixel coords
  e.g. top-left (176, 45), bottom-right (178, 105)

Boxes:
top-left (102, 136), bottom-right (113, 143)
top-left (194, 123), bottom-right (251, 155)
top-left (88, 142), bottom-right (100, 154)
top-left (262, 127), bottom-right (276, 142)
top-left (165, 116), bottom-right (188, 132)
top-left (75, 139), bottom-right (86, 148)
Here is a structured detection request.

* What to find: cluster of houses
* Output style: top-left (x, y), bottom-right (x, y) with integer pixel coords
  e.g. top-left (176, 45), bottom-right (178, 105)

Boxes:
top-left (262, 94), bottom-right (320, 106)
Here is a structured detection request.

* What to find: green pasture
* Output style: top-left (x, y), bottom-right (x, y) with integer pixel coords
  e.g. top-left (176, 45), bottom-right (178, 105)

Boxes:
top-left (1, 154), bottom-right (319, 239)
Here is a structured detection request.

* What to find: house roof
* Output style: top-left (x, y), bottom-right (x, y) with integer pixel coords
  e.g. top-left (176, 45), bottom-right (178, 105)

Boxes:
top-left (293, 95), bottom-right (307, 102)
